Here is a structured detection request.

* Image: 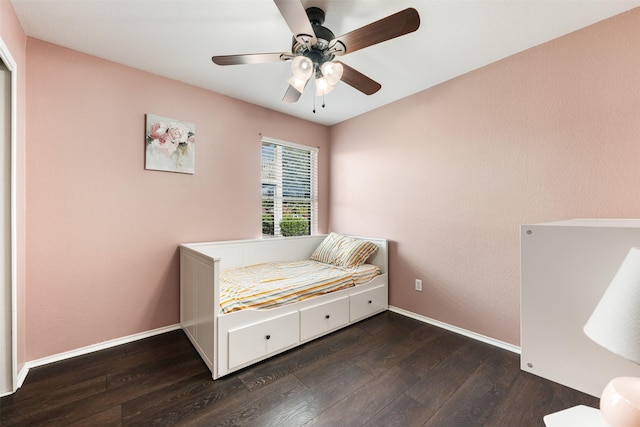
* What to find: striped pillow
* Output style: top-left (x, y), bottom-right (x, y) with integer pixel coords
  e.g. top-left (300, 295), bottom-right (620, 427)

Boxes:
top-left (309, 232), bottom-right (344, 265)
top-left (310, 233), bottom-right (378, 269)
top-left (333, 236), bottom-right (378, 268)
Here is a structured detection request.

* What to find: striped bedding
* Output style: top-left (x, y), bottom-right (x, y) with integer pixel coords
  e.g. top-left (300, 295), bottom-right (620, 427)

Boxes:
top-left (220, 260), bottom-right (381, 314)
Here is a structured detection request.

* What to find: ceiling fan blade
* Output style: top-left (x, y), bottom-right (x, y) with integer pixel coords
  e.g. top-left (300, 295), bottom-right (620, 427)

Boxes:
top-left (212, 53), bottom-right (288, 66)
top-left (282, 85), bottom-right (303, 103)
top-left (329, 8), bottom-right (420, 56)
top-left (273, 0), bottom-right (317, 47)
top-left (337, 62), bottom-right (381, 95)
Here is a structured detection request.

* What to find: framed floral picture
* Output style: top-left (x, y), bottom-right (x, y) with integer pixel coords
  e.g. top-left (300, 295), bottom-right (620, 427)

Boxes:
top-left (145, 114), bottom-right (195, 174)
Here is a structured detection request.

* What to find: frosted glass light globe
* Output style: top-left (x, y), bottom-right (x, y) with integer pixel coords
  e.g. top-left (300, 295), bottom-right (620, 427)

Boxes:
top-left (287, 76), bottom-right (307, 94)
top-left (315, 77), bottom-right (334, 96)
top-left (291, 56), bottom-right (313, 81)
top-left (320, 61), bottom-right (343, 86)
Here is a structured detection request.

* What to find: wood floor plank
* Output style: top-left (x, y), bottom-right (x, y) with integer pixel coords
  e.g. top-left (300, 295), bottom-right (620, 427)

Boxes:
top-left (482, 369), bottom-right (597, 426)
top-left (405, 339), bottom-right (492, 408)
top-left (106, 344), bottom-right (201, 391)
top-left (355, 320), bottom-right (439, 377)
top-left (353, 311), bottom-right (398, 335)
top-left (1, 375), bottom-right (107, 425)
top-left (245, 364), bottom-right (374, 427)
top-left (422, 346), bottom-right (520, 427)
top-left (5, 330), bottom-right (193, 407)
top-left (67, 405), bottom-right (123, 427)
top-left (398, 330), bottom-right (468, 378)
top-left (179, 374), bottom-right (308, 427)
top-left (306, 365), bottom-right (419, 426)
top-left (363, 392), bottom-right (435, 427)
top-left (4, 348), bottom-right (206, 426)
top-left (121, 373), bottom-right (246, 426)
top-left (292, 322), bottom-right (392, 386)
top-left (486, 371), bottom-right (554, 426)
top-left (545, 377), bottom-right (601, 416)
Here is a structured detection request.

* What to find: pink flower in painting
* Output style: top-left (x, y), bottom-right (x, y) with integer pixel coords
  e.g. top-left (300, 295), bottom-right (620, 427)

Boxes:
top-left (147, 121), bottom-right (183, 154)
top-left (149, 121), bottom-right (168, 143)
top-left (167, 123), bottom-right (188, 145)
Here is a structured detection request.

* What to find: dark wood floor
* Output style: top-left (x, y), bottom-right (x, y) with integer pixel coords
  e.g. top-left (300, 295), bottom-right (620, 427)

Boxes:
top-left (1, 311), bottom-right (597, 426)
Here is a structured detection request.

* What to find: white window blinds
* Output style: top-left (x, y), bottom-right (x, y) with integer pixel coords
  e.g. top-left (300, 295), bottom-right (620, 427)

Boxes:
top-left (261, 137), bottom-right (318, 238)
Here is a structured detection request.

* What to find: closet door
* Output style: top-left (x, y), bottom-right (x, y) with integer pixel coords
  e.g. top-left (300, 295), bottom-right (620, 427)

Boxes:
top-left (0, 55), bottom-right (12, 395)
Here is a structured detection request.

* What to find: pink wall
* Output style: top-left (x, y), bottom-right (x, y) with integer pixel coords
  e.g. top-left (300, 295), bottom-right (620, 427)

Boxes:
top-left (0, 0), bottom-right (27, 374)
top-left (329, 8), bottom-right (640, 346)
top-left (25, 39), bottom-right (330, 360)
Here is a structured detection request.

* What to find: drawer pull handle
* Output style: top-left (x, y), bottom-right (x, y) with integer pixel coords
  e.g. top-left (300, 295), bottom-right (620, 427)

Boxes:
top-left (325, 315), bottom-right (330, 319)
top-left (265, 335), bottom-right (271, 340)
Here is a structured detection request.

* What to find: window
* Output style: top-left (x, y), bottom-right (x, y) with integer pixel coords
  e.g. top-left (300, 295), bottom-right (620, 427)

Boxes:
top-left (261, 137), bottom-right (318, 238)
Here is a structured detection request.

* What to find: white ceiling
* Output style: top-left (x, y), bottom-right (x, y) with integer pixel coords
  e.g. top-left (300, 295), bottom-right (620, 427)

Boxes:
top-left (10, 0), bottom-right (640, 126)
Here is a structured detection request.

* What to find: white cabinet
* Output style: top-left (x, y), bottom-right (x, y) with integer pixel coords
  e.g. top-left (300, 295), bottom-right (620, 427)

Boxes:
top-left (521, 219), bottom-right (640, 397)
top-left (227, 311), bottom-right (299, 369)
top-left (350, 284), bottom-right (387, 322)
top-left (543, 405), bottom-right (604, 427)
top-left (300, 296), bottom-right (349, 341)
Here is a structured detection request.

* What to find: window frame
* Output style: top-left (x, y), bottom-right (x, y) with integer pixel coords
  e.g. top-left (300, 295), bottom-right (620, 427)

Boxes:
top-left (261, 136), bottom-right (318, 238)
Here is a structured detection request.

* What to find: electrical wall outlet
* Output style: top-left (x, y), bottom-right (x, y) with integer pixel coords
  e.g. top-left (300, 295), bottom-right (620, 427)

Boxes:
top-left (415, 279), bottom-right (422, 292)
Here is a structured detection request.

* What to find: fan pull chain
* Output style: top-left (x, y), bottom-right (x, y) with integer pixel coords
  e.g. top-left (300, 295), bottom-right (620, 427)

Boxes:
top-left (312, 94), bottom-right (327, 113)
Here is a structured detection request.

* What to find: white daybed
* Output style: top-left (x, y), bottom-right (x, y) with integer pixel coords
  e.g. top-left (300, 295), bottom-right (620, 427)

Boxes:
top-left (180, 234), bottom-right (388, 379)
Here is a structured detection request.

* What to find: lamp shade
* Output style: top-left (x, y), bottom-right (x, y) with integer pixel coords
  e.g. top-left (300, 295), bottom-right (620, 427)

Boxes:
top-left (584, 247), bottom-right (640, 365)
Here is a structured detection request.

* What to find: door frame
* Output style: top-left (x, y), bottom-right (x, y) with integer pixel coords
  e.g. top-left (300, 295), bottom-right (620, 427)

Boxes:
top-left (0, 35), bottom-right (18, 394)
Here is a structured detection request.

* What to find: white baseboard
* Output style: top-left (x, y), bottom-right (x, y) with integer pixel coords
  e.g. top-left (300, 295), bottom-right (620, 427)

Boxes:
top-left (15, 324), bottom-right (181, 390)
top-left (389, 306), bottom-right (521, 354)
top-left (0, 366), bottom-right (27, 397)
top-left (15, 364), bottom-right (28, 390)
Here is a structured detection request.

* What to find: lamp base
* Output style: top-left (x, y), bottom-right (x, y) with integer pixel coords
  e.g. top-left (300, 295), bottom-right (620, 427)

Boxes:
top-left (600, 377), bottom-right (640, 427)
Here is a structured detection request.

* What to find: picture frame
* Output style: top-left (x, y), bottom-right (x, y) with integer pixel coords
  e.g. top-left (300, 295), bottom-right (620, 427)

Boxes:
top-left (145, 113), bottom-right (195, 174)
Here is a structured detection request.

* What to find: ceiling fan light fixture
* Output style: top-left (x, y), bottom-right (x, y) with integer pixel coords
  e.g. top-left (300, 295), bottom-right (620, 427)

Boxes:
top-left (287, 75), bottom-right (308, 94)
top-left (320, 61), bottom-right (343, 86)
top-left (212, 3), bottom-right (420, 105)
top-left (291, 56), bottom-right (313, 81)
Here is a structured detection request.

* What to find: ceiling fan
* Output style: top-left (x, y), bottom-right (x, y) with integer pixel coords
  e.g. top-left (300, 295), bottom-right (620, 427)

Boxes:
top-left (212, 0), bottom-right (420, 104)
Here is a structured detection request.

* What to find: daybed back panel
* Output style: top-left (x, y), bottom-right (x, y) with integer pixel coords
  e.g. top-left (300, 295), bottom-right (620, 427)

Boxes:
top-left (182, 235), bottom-right (326, 270)
top-left (182, 235), bottom-right (387, 273)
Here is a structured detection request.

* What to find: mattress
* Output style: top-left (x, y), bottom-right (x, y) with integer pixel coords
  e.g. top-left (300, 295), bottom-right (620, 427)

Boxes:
top-left (219, 260), bottom-right (381, 314)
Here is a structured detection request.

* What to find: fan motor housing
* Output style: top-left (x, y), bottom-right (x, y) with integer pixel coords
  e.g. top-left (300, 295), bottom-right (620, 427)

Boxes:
top-left (291, 7), bottom-right (335, 66)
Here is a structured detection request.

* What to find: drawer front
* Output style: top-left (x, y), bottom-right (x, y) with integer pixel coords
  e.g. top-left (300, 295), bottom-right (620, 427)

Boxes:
top-left (228, 311), bottom-right (299, 369)
top-left (300, 296), bottom-right (349, 341)
top-left (350, 285), bottom-right (388, 322)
